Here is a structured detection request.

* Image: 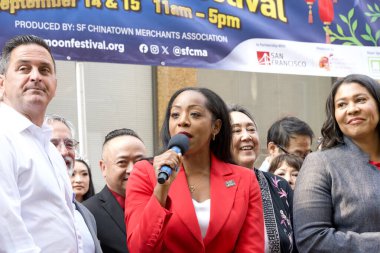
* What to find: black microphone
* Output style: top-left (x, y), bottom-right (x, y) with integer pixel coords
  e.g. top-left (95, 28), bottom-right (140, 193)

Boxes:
top-left (157, 134), bottom-right (189, 184)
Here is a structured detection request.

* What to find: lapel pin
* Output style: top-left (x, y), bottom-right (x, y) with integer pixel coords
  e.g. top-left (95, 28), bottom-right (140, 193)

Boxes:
top-left (225, 180), bottom-right (236, 188)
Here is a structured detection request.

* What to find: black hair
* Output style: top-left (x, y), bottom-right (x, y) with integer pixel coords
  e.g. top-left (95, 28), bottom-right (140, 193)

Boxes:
top-left (268, 154), bottom-right (303, 174)
top-left (228, 104), bottom-right (258, 129)
top-left (0, 35), bottom-right (55, 75)
top-left (321, 74), bottom-right (380, 149)
top-left (160, 87), bottom-right (233, 163)
top-left (267, 116), bottom-right (314, 147)
top-left (103, 128), bottom-right (142, 147)
top-left (75, 158), bottom-right (95, 201)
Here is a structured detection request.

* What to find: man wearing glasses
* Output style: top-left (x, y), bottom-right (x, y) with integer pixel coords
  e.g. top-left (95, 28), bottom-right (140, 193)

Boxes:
top-left (259, 116), bottom-right (314, 172)
top-left (46, 114), bottom-right (102, 253)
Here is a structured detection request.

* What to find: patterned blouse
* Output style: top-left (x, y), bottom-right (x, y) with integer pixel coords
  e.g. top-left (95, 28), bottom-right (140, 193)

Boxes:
top-left (255, 169), bottom-right (297, 253)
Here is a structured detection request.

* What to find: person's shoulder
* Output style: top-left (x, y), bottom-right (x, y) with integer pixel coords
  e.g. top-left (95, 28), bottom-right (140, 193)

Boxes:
top-left (221, 161), bottom-right (242, 170)
top-left (131, 158), bottom-right (156, 178)
top-left (256, 169), bottom-right (288, 185)
top-left (0, 129), bottom-right (19, 156)
top-left (0, 131), bottom-right (12, 143)
top-left (223, 162), bottom-right (254, 176)
top-left (134, 158), bottom-right (153, 168)
top-left (76, 201), bottom-right (92, 214)
top-left (304, 145), bottom-right (345, 165)
top-left (0, 104), bottom-right (32, 132)
top-left (261, 170), bottom-right (285, 181)
top-left (83, 192), bottom-right (103, 208)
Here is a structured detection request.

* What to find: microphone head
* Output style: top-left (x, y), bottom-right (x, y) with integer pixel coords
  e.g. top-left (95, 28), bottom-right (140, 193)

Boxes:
top-left (168, 134), bottom-right (189, 154)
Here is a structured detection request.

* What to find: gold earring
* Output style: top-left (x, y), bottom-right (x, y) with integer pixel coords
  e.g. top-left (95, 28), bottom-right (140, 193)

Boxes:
top-left (213, 133), bottom-right (216, 141)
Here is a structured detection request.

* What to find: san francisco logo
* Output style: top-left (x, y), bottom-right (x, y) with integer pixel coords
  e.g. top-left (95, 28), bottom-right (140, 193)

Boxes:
top-left (257, 51), bottom-right (271, 65)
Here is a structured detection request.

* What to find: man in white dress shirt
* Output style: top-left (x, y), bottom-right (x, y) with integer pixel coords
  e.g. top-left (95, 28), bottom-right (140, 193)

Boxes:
top-left (0, 35), bottom-right (79, 252)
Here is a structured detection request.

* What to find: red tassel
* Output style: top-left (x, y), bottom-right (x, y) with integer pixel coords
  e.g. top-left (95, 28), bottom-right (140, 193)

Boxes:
top-left (305, 0), bottom-right (315, 24)
top-left (308, 5), bottom-right (313, 24)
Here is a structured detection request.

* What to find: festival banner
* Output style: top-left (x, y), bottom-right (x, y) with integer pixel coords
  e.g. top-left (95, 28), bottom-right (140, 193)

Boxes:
top-left (0, 0), bottom-right (379, 77)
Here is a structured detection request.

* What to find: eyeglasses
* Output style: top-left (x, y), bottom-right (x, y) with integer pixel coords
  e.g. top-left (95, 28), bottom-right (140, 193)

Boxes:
top-left (50, 138), bottom-right (79, 151)
top-left (276, 144), bottom-right (289, 154)
top-left (275, 144), bottom-right (311, 160)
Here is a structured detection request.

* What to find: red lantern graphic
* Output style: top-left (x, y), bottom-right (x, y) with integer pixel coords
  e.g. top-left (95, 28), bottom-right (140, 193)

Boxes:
top-left (318, 0), bottom-right (334, 43)
top-left (305, 0), bottom-right (315, 24)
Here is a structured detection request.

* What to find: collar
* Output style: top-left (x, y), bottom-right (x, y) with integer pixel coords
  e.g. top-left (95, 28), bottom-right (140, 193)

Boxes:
top-left (108, 187), bottom-right (125, 210)
top-left (369, 161), bottom-right (380, 170)
top-left (342, 136), bottom-right (371, 162)
top-left (0, 102), bottom-right (33, 133)
top-left (0, 103), bottom-right (52, 144)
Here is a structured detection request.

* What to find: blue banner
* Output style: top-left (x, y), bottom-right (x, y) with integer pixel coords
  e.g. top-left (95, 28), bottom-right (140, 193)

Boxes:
top-left (0, 0), bottom-right (379, 77)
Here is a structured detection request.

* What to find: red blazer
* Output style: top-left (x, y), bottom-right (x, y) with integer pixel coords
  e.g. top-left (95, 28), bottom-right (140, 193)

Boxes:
top-left (125, 155), bottom-right (264, 253)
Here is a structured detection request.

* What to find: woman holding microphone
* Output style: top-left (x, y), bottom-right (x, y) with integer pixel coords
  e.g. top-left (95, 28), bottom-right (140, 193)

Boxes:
top-left (125, 87), bottom-right (264, 253)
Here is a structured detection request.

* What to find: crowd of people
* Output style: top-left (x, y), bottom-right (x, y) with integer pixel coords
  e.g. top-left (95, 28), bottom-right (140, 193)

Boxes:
top-left (0, 34), bottom-right (379, 253)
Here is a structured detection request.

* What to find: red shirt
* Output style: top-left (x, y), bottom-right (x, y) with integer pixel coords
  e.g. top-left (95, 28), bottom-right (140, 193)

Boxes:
top-left (109, 188), bottom-right (125, 210)
top-left (369, 161), bottom-right (380, 170)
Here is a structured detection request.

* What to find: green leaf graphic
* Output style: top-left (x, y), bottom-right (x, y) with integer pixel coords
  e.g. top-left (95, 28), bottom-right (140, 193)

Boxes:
top-left (361, 34), bottom-right (372, 41)
top-left (375, 3), bottom-right (380, 12)
top-left (337, 24), bottom-right (345, 36)
top-left (365, 23), bottom-right (372, 35)
top-left (368, 4), bottom-right (374, 12)
top-left (348, 8), bottom-right (355, 20)
top-left (326, 6), bottom-right (379, 46)
top-left (352, 20), bottom-right (358, 32)
top-left (375, 31), bottom-right (380, 41)
top-left (340, 14), bottom-right (348, 24)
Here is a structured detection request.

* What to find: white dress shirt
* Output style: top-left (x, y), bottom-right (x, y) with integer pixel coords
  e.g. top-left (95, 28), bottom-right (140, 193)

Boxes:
top-left (0, 103), bottom-right (80, 253)
top-left (259, 158), bottom-right (270, 172)
top-left (74, 207), bottom-right (96, 253)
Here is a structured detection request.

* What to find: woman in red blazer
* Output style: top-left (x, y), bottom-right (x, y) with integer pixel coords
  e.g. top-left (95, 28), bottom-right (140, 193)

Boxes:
top-left (125, 87), bottom-right (264, 253)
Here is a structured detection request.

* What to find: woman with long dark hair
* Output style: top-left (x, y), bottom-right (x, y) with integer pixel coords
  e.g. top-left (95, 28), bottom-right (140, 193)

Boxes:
top-left (72, 158), bottom-right (95, 202)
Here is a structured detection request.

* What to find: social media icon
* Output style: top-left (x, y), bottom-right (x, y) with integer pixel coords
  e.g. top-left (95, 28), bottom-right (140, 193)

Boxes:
top-left (173, 46), bottom-right (181, 56)
top-left (139, 44), bottom-right (149, 53)
top-left (161, 46), bottom-right (169, 55)
top-left (150, 45), bottom-right (159, 55)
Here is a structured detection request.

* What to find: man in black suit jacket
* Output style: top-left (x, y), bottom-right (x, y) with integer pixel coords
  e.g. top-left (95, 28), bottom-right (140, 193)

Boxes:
top-left (84, 128), bottom-right (147, 253)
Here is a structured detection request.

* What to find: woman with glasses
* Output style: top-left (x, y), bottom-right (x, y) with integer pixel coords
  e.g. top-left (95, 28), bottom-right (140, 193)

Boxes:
top-left (229, 104), bottom-right (297, 253)
top-left (294, 74), bottom-right (380, 252)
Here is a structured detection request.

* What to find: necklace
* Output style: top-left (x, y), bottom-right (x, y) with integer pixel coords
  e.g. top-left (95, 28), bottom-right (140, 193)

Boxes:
top-left (189, 185), bottom-right (195, 193)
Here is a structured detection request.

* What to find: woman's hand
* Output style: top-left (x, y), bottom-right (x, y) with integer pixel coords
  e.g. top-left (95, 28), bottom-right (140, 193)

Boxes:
top-left (153, 149), bottom-right (182, 206)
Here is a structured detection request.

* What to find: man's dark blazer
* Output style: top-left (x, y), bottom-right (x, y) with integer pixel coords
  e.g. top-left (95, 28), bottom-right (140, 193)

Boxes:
top-left (83, 186), bottom-right (128, 253)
